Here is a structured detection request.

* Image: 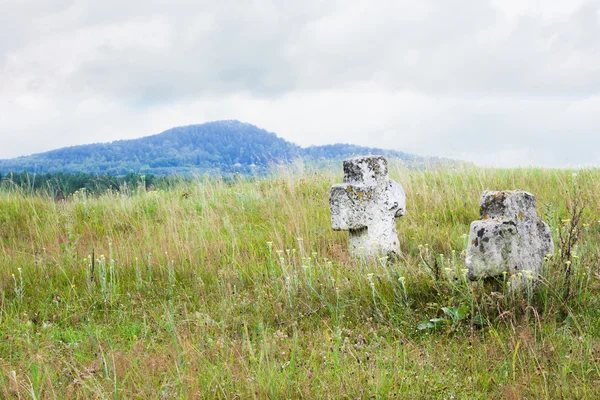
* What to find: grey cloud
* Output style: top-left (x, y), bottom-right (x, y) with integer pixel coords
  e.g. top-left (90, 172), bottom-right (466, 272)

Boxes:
top-left (1, 0), bottom-right (599, 167)
top-left (395, 94), bottom-right (600, 167)
top-left (4, 0), bottom-right (600, 101)
top-left (0, 0), bottom-right (73, 56)
top-left (61, 1), bottom-right (331, 102)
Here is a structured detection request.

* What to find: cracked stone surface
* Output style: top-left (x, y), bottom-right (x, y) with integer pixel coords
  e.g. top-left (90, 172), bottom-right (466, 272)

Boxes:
top-left (330, 155), bottom-right (406, 258)
top-left (465, 190), bottom-right (554, 284)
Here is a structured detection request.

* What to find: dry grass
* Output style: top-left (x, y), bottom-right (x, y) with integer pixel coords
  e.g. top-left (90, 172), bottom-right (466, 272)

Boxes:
top-left (1, 165), bottom-right (600, 398)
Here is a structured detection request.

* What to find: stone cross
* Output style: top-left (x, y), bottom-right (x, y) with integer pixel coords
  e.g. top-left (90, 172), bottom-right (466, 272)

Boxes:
top-left (330, 155), bottom-right (406, 258)
top-left (466, 190), bottom-right (554, 286)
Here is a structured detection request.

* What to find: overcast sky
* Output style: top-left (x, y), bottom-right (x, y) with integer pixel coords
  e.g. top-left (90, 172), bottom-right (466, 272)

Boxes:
top-left (1, 0), bottom-right (599, 167)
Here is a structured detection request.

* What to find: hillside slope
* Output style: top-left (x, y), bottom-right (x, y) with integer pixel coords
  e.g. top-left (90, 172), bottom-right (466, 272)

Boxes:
top-left (0, 120), bottom-right (427, 175)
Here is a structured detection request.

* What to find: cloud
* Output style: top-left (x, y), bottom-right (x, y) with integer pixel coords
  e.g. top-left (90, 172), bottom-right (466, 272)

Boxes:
top-left (1, 0), bottom-right (599, 167)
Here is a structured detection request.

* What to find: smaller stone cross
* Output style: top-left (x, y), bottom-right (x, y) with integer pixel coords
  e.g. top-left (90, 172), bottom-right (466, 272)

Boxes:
top-left (466, 190), bottom-right (554, 286)
top-left (330, 155), bottom-right (406, 258)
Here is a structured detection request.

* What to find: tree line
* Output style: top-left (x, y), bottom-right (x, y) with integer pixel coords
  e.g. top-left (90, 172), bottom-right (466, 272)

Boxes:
top-left (0, 171), bottom-right (168, 199)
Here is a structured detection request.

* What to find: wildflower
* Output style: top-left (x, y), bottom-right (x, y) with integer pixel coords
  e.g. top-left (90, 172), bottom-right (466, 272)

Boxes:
top-left (565, 261), bottom-right (572, 266)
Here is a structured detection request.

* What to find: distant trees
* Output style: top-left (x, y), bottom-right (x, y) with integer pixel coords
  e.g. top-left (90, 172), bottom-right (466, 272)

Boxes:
top-left (0, 120), bottom-right (424, 177)
top-left (0, 171), bottom-right (163, 199)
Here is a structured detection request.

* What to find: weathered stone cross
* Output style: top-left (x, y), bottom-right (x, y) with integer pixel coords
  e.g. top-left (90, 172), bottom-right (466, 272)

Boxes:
top-left (330, 155), bottom-right (406, 258)
top-left (466, 190), bottom-right (554, 286)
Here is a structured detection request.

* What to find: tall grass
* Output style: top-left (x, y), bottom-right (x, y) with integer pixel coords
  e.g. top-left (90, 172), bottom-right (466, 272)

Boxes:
top-left (0, 166), bottom-right (599, 398)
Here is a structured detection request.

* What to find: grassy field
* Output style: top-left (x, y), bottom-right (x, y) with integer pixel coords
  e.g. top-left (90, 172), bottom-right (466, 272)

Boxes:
top-left (1, 165), bottom-right (599, 399)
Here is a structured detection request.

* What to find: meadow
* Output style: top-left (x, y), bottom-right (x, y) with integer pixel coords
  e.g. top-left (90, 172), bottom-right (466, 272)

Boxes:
top-left (0, 165), bottom-right (599, 399)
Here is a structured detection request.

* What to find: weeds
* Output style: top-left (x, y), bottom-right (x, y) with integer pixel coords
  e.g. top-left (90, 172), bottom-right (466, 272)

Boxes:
top-left (11, 268), bottom-right (24, 305)
top-left (557, 194), bottom-right (586, 302)
top-left (0, 167), bottom-right (599, 398)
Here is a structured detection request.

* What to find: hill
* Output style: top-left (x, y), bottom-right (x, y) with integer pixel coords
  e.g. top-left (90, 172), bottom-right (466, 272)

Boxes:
top-left (0, 120), bottom-right (431, 175)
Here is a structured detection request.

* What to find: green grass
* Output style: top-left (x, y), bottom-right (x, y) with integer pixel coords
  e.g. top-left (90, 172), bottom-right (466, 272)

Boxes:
top-left (1, 166), bottom-right (600, 398)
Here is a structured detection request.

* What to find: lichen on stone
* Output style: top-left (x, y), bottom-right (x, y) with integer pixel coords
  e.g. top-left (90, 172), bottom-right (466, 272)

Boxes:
top-left (466, 190), bottom-right (554, 288)
top-left (330, 156), bottom-right (406, 258)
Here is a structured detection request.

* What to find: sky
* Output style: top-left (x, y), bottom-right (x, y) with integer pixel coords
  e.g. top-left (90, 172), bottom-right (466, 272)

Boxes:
top-left (1, 0), bottom-right (599, 167)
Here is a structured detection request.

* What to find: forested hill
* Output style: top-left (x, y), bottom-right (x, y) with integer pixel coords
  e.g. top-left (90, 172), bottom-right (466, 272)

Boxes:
top-left (0, 120), bottom-right (432, 175)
